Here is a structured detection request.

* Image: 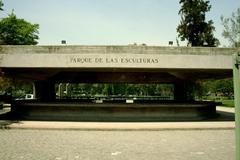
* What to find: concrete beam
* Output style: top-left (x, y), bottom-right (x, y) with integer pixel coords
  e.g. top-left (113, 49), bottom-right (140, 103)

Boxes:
top-left (0, 45), bottom-right (237, 69)
top-left (0, 45), bottom-right (237, 81)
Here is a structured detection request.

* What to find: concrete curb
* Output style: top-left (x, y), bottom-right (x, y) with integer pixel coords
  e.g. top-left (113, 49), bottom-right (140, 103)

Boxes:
top-left (1, 121), bottom-right (235, 131)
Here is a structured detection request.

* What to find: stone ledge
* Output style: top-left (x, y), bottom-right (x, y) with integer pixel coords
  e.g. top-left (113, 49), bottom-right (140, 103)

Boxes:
top-left (10, 101), bottom-right (217, 122)
top-left (0, 45), bottom-right (238, 55)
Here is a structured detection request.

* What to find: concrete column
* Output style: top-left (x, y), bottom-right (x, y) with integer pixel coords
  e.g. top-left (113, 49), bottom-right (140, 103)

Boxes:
top-left (34, 81), bottom-right (55, 101)
top-left (56, 83), bottom-right (70, 99)
top-left (57, 83), bottom-right (63, 99)
top-left (174, 81), bottom-right (195, 102)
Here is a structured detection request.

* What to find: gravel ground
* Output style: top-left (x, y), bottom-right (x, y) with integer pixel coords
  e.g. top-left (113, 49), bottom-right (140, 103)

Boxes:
top-left (0, 129), bottom-right (235, 160)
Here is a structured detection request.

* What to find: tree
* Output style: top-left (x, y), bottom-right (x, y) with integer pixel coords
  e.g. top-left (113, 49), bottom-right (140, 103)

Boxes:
top-left (0, 77), bottom-right (12, 95)
top-left (221, 8), bottom-right (240, 47)
top-left (0, 0), bottom-right (3, 11)
top-left (0, 1), bottom-right (39, 98)
top-left (177, 0), bottom-right (219, 47)
top-left (196, 78), bottom-right (233, 99)
top-left (0, 12), bottom-right (39, 45)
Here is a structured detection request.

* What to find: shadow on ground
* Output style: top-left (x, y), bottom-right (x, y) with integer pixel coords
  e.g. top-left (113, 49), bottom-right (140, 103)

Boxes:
top-left (212, 110), bottom-right (235, 121)
top-left (0, 108), bottom-right (21, 128)
top-left (0, 107), bottom-right (235, 123)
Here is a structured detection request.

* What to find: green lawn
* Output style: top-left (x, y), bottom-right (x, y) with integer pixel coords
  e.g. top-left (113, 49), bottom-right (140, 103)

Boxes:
top-left (216, 99), bottom-right (235, 107)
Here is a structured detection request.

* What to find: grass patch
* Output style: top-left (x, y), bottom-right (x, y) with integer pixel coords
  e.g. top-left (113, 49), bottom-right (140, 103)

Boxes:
top-left (215, 99), bottom-right (235, 107)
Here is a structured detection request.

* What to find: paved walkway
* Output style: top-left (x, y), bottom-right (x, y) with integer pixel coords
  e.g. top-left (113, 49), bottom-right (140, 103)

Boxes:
top-left (216, 106), bottom-right (235, 113)
top-left (0, 129), bottom-right (235, 160)
top-left (0, 106), bottom-right (236, 160)
top-left (0, 121), bottom-right (235, 130)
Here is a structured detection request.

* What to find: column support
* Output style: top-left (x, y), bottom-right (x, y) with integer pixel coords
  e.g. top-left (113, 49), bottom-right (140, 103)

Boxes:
top-left (34, 80), bottom-right (55, 101)
top-left (174, 81), bottom-right (195, 102)
top-left (233, 54), bottom-right (240, 160)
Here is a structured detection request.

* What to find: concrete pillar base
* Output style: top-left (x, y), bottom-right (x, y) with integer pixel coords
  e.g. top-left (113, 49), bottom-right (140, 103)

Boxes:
top-left (174, 81), bottom-right (195, 102)
top-left (34, 81), bottom-right (55, 101)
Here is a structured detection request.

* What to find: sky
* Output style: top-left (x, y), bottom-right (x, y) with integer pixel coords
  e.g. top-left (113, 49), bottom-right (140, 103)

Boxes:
top-left (1, 0), bottom-right (239, 46)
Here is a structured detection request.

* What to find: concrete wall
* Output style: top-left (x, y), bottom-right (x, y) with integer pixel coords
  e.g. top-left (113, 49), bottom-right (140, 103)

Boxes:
top-left (0, 45), bottom-right (238, 69)
top-left (0, 45), bottom-right (238, 55)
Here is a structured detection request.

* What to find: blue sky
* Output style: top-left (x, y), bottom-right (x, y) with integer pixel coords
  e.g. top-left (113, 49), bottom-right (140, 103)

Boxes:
top-left (1, 0), bottom-right (239, 46)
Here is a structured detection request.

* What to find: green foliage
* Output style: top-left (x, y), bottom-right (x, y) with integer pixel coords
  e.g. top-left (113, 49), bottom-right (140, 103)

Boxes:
top-left (216, 99), bottom-right (234, 107)
top-left (0, 12), bottom-right (39, 45)
top-left (0, 77), bottom-right (12, 95)
top-left (0, 77), bottom-right (33, 98)
top-left (196, 78), bottom-right (233, 99)
top-left (213, 79), bottom-right (233, 97)
top-left (177, 0), bottom-right (219, 46)
top-left (221, 8), bottom-right (240, 47)
top-left (61, 83), bottom-right (174, 98)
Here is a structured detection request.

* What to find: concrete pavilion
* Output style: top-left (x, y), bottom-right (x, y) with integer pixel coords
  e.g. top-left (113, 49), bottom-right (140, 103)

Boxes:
top-left (0, 45), bottom-right (238, 121)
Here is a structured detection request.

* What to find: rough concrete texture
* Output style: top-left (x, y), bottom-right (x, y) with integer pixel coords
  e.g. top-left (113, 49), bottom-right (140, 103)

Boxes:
top-left (10, 101), bottom-right (217, 122)
top-left (0, 45), bottom-right (235, 69)
top-left (0, 45), bottom-right (238, 55)
top-left (0, 129), bottom-right (235, 160)
top-left (0, 45), bottom-right (235, 82)
top-left (1, 121), bottom-right (235, 131)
